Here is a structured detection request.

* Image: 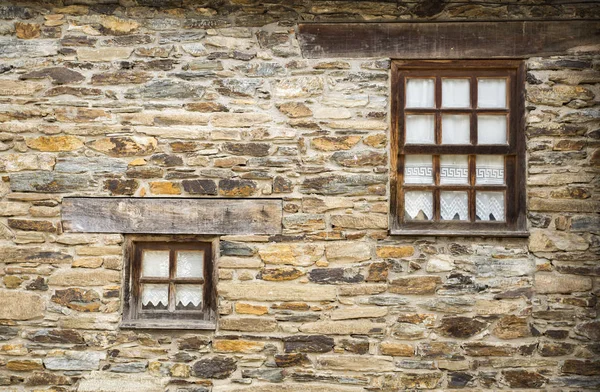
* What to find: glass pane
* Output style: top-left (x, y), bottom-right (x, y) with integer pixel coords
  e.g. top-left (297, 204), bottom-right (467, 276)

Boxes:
top-left (478, 115), bottom-right (507, 144)
top-left (176, 251), bottom-right (204, 278)
top-left (176, 285), bottom-right (202, 311)
top-left (476, 191), bottom-right (505, 221)
top-left (404, 191), bottom-right (433, 221)
top-left (478, 78), bottom-right (506, 108)
top-left (141, 284), bottom-right (168, 310)
top-left (442, 79), bottom-right (470, 108)
top-left (440, 155), bottom-right (469, 185)
top-left (406, 115), bottom-right (434, 144)
top-left (441, 191), bottom-right (468, 221)
top-left (404, 155), bottom-right (433, 184)
top-left (442, 115), bottom-right (470, 145)
top-left (406, 78), bottom-right (434, 108)
top-left (476, 155), bottom-right (504, 185)
top-left (141, 250), bottom-right (169, 278)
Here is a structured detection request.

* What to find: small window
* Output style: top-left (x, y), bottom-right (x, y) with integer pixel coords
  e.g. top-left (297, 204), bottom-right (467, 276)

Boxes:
top-left (121, 238), bottom-right (217, 329)
top-left (390, 60), bottom-right (527, 237)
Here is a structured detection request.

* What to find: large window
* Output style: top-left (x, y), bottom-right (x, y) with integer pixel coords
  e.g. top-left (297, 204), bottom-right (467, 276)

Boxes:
top-left (390, 60), bottom-right (526, 236)
top-left (121, 237), bottom-right (217, 329)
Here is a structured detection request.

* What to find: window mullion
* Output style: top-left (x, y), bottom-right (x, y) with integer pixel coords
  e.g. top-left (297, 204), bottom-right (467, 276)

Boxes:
top-left (168, 249), bottom-right (176, 313)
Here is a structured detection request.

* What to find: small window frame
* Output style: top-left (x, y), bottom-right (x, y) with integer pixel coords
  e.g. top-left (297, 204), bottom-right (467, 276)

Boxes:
top-left (390, 60), bottom-right (527, 237)
top-left (121, 235), bottom-right (217, 330)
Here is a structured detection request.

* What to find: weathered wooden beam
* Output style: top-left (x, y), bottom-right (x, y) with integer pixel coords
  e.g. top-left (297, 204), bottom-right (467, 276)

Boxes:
top-left (297, 21), bottom-right (600, 59)
top-left (62, 198), bottom-right (283, 235)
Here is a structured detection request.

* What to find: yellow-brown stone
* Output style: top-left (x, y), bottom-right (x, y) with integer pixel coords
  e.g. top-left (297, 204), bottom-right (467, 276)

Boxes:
top-left (3, 275), bottom-right (24, 289)
top-left (7, 359), bottom-right (43, 371)
top-left (380, 342), bottom-right (415, 357)
top-left (26, 136), bottom-right (84, 152)
top-left (235, 303), bottom-right (269, 315)
top-left (149, 182), bottom-right (182, 195)
top-left (311, 136), bottom-right (361, 151)
top-left (15, 22), bottom-right (41, 39)
top-left (376, 245), bottom-right (415, 259)
top-left (213, 339), bottom-right (265, 353)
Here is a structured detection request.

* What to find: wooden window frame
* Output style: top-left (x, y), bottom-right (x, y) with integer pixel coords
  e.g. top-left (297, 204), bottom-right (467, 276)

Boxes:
top-left (121, 235), bottom-right (217, 330)
top-left (390, 60), bottom-right (527, 237)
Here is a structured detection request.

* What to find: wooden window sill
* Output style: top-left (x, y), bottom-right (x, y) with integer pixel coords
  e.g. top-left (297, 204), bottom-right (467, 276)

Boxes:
top-left (120, 320), bottom-right (217, 330)
top-left (389, 229), bottom-right (529, 238)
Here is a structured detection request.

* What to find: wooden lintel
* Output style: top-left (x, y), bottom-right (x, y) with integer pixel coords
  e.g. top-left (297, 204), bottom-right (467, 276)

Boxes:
top-left (62, 198), bottom-right (283, 235)
top-left (297, 21), bottom-right (600, 59)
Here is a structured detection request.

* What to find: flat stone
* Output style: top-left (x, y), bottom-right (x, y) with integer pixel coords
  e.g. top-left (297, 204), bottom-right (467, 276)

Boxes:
top-left (213, 339), bottom-right (265, 353)
top-left (125, 80), bottom-right (204, 99)
top-left (330, 306), bottom-right (388, 320)
top-left (437, 316), bottom-right (488, 338)
top-left (535, 273), bottom-right (592, 294)
top-left (6, 359), bottom-right (43, 371)
top-left (278, 102), bottom-right (312, 117)
top-left (77, 47), bottom-right (133, 62)
top-left (0, 38), bottom-right (58, 57)
top-left (302, 197), bottom-right (354, 213)
top-left (274, 76), bottom-right (324, 98)
top-left (1, 246), bottom-right (71, 264)
top-left (312, 136), bottom-right (361, 152)
top-left (389, 276), bottom-right (442, 295)
top-left (88, 136), bottom-right (157, 157)
top-left (261, 267), bottom-right (304, 281)
top-left (211, 113), bottom-right (271, 128)
top-left (0, 153), bottom-right (55, 172)
top-left (326, 241), bottom-right (371, 263)
top-left (301, 174), bottom-right (387, 196)
top-left (48, 269), bottom-right (120, 286)
top-left (91, 71), bottom-right (152, 85)
top-left (0, 201), bottom-right (30, 216)
top-left (77, 371), bottom-right (167, 392)
top-left (283, 335), bottom-right (334, 353)
top-left (493, 315), bottom-right (532, 339)
top-left (376, 245), bottom-right (415, 258)
top-left (219, 317), bottom-right (277, 332)
top-left (219, 282), bottom-right (335, 302)
top-left (30, 329), bottom-right (84, 344)
top-left (222, 142), bottom-right (271, 157)
top-left (55, 157), bottom-right (127, 174)
top-left (218, 179), bottom-right (257, 196)
top-left (331, 213), bottom-right (388, 229)
top-left (0, 289), bottom-right (44, 320)
top-left (20, 67), bottom-right (85, 85)
top-left (44, 351), bottom-right (105, 371)
top-left (331, 151), bottom-right (387, 167)
top-left (316, 355), bottom-right (394, 371)
top-left (259, 244), bottom-right (324, 266)
top-left (380, 341), bottom-right (415, 357)
top-left (26, 135), bottom-right (83, 152)
top-left (0, 79), bottom-right (45, 95)
top-left (308, 267), bottom-right (363, 284)
top-left (51, 288), bottom-right (101, 312)
top-left (300, 320), bottom-right (386, 335)
top-left (502, 370), bottom-right (547, 389)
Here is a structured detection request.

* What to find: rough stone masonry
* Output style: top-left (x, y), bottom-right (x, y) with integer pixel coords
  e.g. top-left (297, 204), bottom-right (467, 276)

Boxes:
top-left (0, 1), bottom-right (599, 391)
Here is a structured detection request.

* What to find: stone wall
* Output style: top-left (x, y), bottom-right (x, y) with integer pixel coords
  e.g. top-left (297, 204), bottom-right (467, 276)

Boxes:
top-left (0, 1), bottom-right (599, 391)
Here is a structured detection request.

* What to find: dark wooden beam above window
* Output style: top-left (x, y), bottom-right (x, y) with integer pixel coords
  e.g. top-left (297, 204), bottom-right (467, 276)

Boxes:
top-left (297, 20), bottom-right (600, 59)
top-left (62, 198), bottom-right (283, 235)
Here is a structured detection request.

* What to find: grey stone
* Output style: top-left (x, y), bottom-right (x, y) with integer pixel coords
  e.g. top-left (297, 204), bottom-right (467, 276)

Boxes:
top-left (125, 80), bottom-right (204, 99)
top-left (0, 38), bottom-right (58, 58)
top-left (301, 174), bottom-right (387, 196)
top-left (10, 172), bottom-right (92, 192)
top-left (192, 356), bottom-right (236, 379)
top-left (109, 362), bottom-right (148, 373)
top-left (44, 351), bottom-right (105, 371)
top-left (55, 157), bottom-right (127, 174)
